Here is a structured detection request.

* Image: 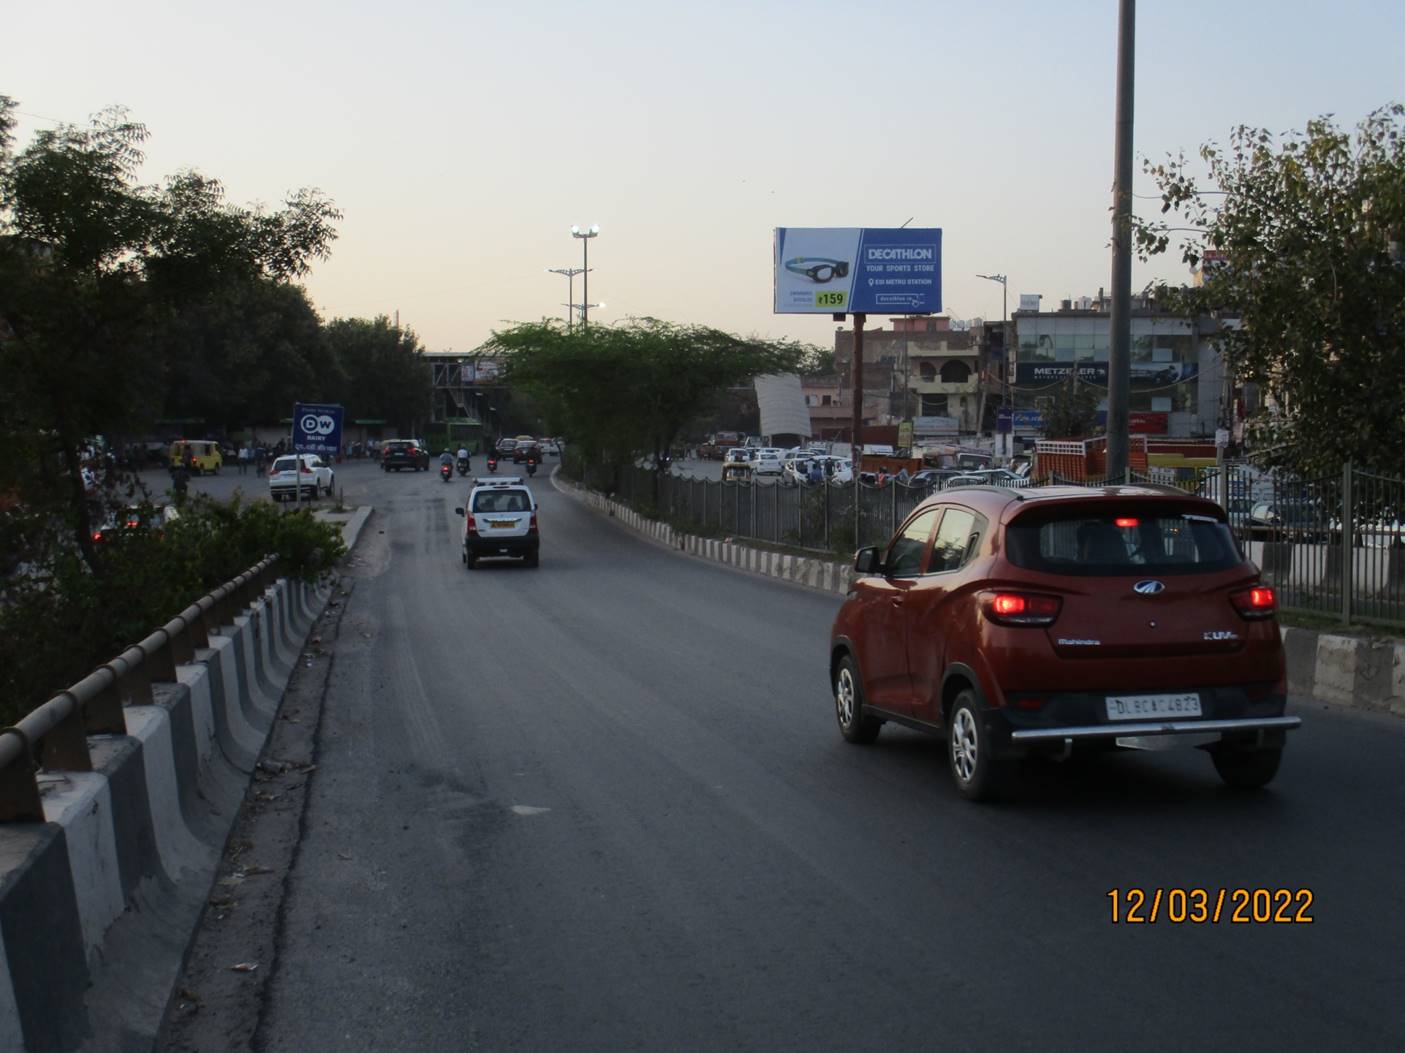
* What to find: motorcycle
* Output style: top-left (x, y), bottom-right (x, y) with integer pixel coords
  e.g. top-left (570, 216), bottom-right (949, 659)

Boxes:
top-left (456, 456), bottom-right (470, 476)
top-left (486, 457), bottom-right (498, 474)
top-left (440, 462), bottom-right (453, 483)
top-left (526, 457), bottom-right (537, 477)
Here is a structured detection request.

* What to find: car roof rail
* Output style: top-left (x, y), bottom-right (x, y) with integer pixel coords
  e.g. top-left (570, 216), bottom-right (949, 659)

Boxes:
top-left (475, 476), bottom-right (523, 485)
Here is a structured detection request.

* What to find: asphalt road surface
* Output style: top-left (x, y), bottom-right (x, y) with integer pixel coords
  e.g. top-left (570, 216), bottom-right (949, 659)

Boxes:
top-left (238, 461), bottom-right (1403, 1051)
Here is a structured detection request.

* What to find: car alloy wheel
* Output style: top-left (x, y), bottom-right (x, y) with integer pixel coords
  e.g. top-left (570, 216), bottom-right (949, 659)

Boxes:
top-left (834, 655), bottom-right (880, 744)
top-left (948, 690), bottom-right (1006, 801)
top-left (950, 707), bottom-right (979, 784)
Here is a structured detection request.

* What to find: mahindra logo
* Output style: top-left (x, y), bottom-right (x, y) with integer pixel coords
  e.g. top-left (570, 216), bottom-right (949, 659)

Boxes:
top-left (1133, 580), bottom-right (1166, 595)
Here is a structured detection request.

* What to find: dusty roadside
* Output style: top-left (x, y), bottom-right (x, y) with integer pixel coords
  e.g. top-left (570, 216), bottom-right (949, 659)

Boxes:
top-left (155, 576), bottom-right (352, 1052)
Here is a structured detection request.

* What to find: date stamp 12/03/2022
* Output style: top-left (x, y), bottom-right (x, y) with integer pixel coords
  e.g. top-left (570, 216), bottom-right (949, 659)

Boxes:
top-left (1108, 888), bottom-right (1314, 924)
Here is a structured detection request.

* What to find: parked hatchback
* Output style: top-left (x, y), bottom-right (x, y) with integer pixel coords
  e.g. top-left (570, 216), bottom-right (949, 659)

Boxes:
top-left (829, 485), bottom-right (1299, 800)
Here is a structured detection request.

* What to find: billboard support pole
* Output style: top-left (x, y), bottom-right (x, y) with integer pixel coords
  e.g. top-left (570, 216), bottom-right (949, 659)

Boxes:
top-left (849, 312), bottom-right (866, 549)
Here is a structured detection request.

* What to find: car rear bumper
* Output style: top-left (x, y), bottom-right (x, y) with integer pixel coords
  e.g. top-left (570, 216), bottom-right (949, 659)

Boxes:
top-left (467, 535), bottom-right (539, 558)
top-left (1009, 715), bottom-right (1301, 744)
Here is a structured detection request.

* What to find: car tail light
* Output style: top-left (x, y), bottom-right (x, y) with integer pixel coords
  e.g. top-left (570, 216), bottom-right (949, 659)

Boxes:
top-left (1230, 585), bottom-right (1276, 619)
top-left (92, 530), bottom-right (104, 542)
top-left (1114, 517), bottom-right (1140, 528)
top-left (982, 591), bottom-right (1062, 627)
top-left (465, 514), bottom-right (478, 535)
top-left (529, 512), bottom-right (538, 533)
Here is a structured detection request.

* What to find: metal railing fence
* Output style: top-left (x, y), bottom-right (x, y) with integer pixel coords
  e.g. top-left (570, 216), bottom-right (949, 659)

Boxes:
top-left (0, 556), bottom-right (281, 822)
top-left (579, 458), bottom-right (1405, 629)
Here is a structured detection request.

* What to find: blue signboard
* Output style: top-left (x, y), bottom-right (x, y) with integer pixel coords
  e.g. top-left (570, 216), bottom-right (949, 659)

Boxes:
top-left (1012, 409), bottom-right (1044, 431)
top-left (774, 227), bottom-right (942, 314)
top-left (292, 402), bottom-right (344, 456)
top-left (995, 406), bottom-right (1014, 434)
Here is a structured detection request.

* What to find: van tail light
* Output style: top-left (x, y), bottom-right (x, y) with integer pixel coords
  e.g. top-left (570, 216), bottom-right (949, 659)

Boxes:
top-left (465, 514), bottom-right (478, 535)
top-left (982, 591), bottom-right (1062, 627)
top-left (1230, 585), bottom-right (1276, 619)
top-left (529, 512), bottom-right (539, 533)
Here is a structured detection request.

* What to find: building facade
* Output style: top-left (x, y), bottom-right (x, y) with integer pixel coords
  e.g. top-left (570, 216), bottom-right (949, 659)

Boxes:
top-left (1011, 295), bottom-right (1229, 438)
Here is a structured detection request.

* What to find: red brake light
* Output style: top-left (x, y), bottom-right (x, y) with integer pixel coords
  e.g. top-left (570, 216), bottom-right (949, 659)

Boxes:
top-left (1230, 585), bottom-right (1276, 619)
top-left (465, 514), bottom-right (478, 535)
top-left (529, 512), bottom-right (539, 533)
top-left (92, 531), bottom-right (103, 542)
top-left (1114, 517), bottom-right (1139, 528)
top-left (984, 591), bottom-right (1061, 627)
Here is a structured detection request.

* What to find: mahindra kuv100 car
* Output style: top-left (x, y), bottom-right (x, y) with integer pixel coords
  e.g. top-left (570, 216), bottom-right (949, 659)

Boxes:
top-left (829, 485), bottom-right (1300, 801)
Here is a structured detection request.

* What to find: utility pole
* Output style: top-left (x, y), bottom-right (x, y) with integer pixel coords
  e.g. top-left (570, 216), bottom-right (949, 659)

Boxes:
top-left (849, 313), bottom-right (867, 547)
top-left (1107, 0), bottom-right (1136, 481)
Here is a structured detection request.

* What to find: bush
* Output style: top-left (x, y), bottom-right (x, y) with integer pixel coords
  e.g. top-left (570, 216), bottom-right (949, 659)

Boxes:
top-left (0, 493), bottom-right (345, 725)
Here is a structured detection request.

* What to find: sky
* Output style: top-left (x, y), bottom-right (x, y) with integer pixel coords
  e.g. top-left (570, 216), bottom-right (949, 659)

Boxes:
top-left (7, 0), bottom-right (1404, 354)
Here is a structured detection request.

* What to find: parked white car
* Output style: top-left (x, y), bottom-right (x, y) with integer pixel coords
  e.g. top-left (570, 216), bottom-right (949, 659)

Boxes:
top-left (753, 450), bottom-right (784, 476)
top-left (268, 454), bottom-right (335, 502)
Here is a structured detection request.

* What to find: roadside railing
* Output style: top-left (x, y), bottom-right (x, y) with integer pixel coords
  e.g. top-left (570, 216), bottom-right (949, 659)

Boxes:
top-left (0, 556), bottom-right (281, 822)
top-left (584, 459), bottom-right (1405, 630)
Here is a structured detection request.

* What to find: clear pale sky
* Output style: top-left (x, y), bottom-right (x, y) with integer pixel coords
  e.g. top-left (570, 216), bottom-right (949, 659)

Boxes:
top-left (8, 1), bottom-right (1403, 353)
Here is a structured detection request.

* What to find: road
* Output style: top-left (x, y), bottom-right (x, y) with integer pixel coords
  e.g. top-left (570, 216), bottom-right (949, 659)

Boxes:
top-left (223, 461), bottom-right (1405, 1050)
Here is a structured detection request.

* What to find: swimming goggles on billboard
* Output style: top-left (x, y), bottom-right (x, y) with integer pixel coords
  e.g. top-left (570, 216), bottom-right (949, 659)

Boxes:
top-left (784, 257), bottom-right (850, 283)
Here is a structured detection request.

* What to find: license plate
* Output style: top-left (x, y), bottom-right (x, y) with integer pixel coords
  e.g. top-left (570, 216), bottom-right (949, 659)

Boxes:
top-left (1105, 693), bottom-right (1202, 720)
top-left (488, 520), bottom-right (515, 529)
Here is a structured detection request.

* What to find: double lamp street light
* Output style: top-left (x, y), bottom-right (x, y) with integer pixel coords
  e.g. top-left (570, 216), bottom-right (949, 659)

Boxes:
top-left (547, 224), bottom-right (602, 331)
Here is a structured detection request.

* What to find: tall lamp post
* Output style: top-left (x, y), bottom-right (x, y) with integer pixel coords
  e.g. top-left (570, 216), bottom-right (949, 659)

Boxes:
top-left (574, 302), bottom-right (605, 325)
top-left (546, 267), bottom-right (585, 331)
top-left (571, 224), bottom-right (600, 329)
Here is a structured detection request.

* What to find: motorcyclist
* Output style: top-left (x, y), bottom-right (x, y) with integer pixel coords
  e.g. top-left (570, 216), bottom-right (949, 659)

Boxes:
top-left (456, 446), bottom-right (470, 474)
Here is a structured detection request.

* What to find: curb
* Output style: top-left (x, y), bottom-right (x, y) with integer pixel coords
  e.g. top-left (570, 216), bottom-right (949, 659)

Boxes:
top-left (556, 473), bottom-right (852, 600)
top-left (562, 476), bottom-right (1405, 715)
top-left (0, 570), bottom-right (339, 1051)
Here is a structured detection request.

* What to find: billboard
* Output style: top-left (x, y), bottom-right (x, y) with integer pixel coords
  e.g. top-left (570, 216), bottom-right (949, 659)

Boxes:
top-left (292, 402), bottom-right (344, 456)
top-left (1014, 362), bottom-right (1198, 386)
top-left (774, 227), bottom-right (941, 314)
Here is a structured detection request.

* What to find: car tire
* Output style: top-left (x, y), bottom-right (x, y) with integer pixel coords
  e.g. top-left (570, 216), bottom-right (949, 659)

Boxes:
top-left (465, 551), bottom-right (477, 570)
top-left (833, 655), bottom-right (880, 744)
top-left (525, 552), bottom-right (539, 568)
top-left (948, 690), bottom-right (1007, 802)
top-left (1211, 746), bottom-right (1283, 789)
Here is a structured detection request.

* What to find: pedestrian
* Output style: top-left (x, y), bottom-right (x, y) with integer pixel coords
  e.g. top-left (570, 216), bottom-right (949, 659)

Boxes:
top-left (170, 462), bottom-right (190, 505)
top-left (237, 444), bottom-right (250, 474)
top-left (896, 466), bottom-right (910, 485)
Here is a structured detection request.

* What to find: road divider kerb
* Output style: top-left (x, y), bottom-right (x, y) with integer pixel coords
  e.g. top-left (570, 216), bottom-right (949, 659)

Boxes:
top-left (0, 506), bottom-right (372, 1051)
top-left (562, 475), bottom-right (1405, 715)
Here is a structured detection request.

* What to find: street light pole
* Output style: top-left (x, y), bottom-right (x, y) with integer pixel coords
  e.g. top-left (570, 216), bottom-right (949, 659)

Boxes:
top-left (571, 225), bottom-right (600, 329)
top-left (547, 267), bottom-right (585, 331)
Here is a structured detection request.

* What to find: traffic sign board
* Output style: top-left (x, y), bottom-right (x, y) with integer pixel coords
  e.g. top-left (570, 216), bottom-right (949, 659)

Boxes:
top-left (293, 403), bottom-right (344, 456)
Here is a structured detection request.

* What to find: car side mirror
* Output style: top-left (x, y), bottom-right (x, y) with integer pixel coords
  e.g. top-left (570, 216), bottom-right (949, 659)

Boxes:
top-left (853, 546), bottom-right (882, 575)
top-left (454, 507), bottom-right (464, 516)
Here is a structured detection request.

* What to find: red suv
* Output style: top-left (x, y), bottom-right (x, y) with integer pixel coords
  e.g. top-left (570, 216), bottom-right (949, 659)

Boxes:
top-left (829, 485), bottom-right (1300, 801)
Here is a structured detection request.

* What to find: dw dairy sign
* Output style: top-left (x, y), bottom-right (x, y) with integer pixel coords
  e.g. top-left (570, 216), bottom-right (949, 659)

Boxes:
top-left (774, 227), bottom-right (942, 314)
top-left (292, 402), bottom-right (344, 456)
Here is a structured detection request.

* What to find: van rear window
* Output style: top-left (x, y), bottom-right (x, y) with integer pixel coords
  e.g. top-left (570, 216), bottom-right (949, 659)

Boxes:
top-left (1005, 508), bottom-right (1240, 576)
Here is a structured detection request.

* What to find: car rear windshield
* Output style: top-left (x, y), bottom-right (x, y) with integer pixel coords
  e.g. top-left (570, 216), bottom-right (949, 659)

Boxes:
top-left (473, 491), bottom-right (531, 513)
top-left (272, 457), bottom-right (299, 472)
top-left (1005, 506), bottom-right (1241, 576)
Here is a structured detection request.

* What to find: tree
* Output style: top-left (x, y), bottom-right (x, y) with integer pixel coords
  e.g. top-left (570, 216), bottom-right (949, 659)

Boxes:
top-left (1042, 371), bottom-right (1101, 440)
top-left (323, 316), bottom-right (431, 433)
top-left (0, 95), bottom-right (341, 568)
top-left (1132, 105), bottom-right (1405, 475)
top-left (487, 318), bottom-right (816, 494)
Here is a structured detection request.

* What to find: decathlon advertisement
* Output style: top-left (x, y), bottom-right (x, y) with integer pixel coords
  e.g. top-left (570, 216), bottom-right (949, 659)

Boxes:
top-left (774, 227), bottom-right (942, 314)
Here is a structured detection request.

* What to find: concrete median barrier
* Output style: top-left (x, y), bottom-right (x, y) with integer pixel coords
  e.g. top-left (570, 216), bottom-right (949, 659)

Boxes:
top-left (0, 508), bottom-right (371, 1051)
